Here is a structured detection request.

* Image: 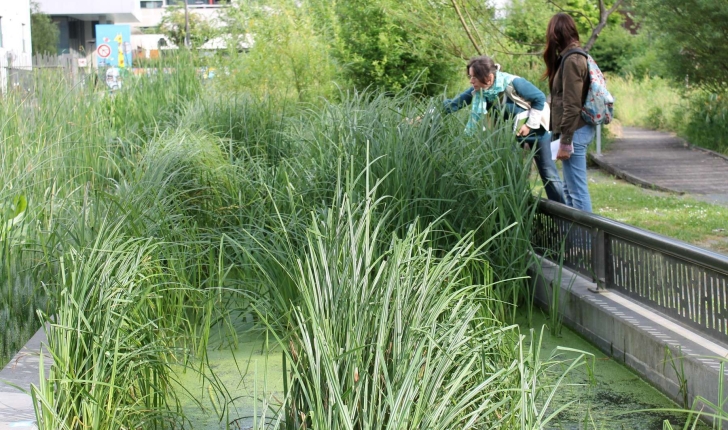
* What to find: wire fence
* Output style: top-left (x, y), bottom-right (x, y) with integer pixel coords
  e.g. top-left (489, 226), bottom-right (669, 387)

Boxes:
top-left (532, 198), bottom-right (728, 344)
top-left (0, 53), bottom-right (89, 93)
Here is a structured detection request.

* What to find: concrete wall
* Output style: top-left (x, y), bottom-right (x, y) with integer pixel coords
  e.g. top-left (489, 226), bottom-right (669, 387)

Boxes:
top-left (531, 256), bottom-right (728, 418)
top-left (0, 0), bottom-right (32, 92)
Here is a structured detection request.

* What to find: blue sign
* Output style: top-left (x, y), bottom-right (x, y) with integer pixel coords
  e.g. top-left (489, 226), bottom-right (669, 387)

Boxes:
top-left (95, 24), bottom-right (132, 68)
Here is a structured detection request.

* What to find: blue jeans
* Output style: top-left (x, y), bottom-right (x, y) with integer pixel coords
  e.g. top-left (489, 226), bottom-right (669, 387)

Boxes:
top-left (521, 131), bottom-right (565, 204)
top-left (562, 125), bottom-right (595, 212)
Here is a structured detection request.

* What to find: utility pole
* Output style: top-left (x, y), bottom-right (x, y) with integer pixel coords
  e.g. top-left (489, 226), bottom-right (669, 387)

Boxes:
top-left (184, 0), bottom-right (190, 48)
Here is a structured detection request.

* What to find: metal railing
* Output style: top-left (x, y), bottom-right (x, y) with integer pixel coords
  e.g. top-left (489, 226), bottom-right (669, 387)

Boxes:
top-left (532, 198), bottom-right (728, 344)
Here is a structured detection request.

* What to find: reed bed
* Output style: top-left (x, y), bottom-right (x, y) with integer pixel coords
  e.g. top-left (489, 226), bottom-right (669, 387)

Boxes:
top-left (0, 61), bottom-right (593, 428)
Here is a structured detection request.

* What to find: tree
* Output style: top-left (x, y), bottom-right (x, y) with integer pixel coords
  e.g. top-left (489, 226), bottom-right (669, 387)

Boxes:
top-left (30, 1), bottom-right (59, 55)
top-left (159, 6), bottom-right (214, 48)
top-left (506, 0), bottom-right (625, 52)
top-left (332, 0), bottom-right (460, 94)
top-left (638, 0), bottom-right (728, 87)
top-left (217, 0), bottom-right (339, 102)
top-left (555, 0), bottom-right (626, 51)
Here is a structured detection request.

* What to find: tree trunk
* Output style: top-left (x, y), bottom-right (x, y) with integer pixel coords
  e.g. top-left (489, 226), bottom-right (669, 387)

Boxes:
top-left (450, 0), bottom-right (481, 55)
top-left (583, 0), bottom-right (625, 51)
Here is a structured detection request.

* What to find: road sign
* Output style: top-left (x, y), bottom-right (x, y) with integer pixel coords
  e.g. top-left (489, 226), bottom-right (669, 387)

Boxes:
top-left (97, 44), bottom-right (111, 58)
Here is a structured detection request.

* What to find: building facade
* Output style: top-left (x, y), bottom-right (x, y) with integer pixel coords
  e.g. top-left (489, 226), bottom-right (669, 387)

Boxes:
top-left (35, 0), bottom-right (226, 58)
top-left (35, 0), bottom-right (142, 56)
top-left (0, 0), bottom-right (32, 92)
top-left (137, 0), bottom-right (225, 30)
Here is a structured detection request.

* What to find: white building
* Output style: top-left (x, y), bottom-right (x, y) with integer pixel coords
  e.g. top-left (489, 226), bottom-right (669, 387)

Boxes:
top-left (34, 0), bottom-right (226, 57)
top-left (35, 0), bottom-right (142, 56)
top-left (0, 0), bottom-right (32, 92)
top-left (137, 0), bottom-right (225, 31)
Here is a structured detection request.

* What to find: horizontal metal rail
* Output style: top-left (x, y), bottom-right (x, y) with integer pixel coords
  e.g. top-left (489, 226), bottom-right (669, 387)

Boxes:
top-left (532, 198), bottom-right (728, 344)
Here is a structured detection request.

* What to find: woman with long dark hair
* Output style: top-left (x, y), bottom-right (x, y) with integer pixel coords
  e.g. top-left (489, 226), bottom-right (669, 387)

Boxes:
top-left (544, 12), bottom-right (595, 212)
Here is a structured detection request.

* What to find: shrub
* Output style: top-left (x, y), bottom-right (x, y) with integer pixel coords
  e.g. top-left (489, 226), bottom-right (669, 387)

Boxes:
top-left (682, 90), bottom-right (728, 155)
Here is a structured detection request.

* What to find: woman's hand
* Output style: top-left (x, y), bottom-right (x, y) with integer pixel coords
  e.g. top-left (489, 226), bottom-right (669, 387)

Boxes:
top-left (517, 124), bottom-right (531, 137)
top-left (556, 147), bottom-right (572, 160)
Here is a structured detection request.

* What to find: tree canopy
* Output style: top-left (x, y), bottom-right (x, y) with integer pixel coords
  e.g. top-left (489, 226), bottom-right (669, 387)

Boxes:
top-left (159, 7), bottom-right (215, 48)
top-left (30, 1), bottom-right (59, 55)
top-left (639, 0), bottom-right (728, 87)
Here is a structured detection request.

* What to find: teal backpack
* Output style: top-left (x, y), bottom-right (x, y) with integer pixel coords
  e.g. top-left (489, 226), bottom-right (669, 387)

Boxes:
top-left (560, 48), bottom-right (614, 125)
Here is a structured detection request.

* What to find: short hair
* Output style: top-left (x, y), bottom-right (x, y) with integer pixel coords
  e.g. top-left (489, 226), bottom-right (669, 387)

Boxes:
top-left (467, 56), bottom-right (498, 85)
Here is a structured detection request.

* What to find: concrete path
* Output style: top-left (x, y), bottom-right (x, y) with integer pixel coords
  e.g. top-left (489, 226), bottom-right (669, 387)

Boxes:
top-left (590, 127), bottom-right (728, 206)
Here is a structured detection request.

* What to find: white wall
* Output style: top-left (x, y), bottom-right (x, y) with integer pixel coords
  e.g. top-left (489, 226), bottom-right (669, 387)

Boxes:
top-left (136, 5), bottom-right (223, 29)
top-left (0, 0), bottom-right (32, 92)
top-left (35, 0), bottom-right (139, 16)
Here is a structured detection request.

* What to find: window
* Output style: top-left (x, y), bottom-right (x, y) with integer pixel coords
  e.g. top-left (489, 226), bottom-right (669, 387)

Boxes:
top-left (68, 20), bottom-right (80, 39)
top-left (22, 23), bottom-right (25, 53)
top-left (167, 0), bottom-right (225, 6)
top-left (140, 1), bottom-right (164, 8)
top-left (92, 21), bottom-right (98, 39)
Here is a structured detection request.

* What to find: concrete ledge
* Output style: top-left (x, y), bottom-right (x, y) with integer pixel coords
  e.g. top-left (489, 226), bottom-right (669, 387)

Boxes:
top-left (0, 327), bottom-right (50, 429)
top-left (530, 256), bottom-right (728, 414)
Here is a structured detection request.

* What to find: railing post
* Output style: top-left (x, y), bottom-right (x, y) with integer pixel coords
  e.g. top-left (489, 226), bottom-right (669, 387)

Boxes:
top-left (596, 124), bottom-right (602, 156)
top-left (589, 227), bottom-right (607, 293)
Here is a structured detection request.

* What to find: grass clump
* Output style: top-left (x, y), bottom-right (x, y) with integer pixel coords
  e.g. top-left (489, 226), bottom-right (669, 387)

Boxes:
top-left (34, 229), bottom-right (189, 430)
top-left (607, 74), bottom-right (683, 130)
top-left (247, 176), bottom-right (593, 428)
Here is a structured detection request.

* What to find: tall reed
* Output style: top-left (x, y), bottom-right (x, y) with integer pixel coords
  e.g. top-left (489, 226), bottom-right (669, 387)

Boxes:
top-left (1, 53), bottom-right (578, 427)
top-left (242, 169), bottom-right (593, 428)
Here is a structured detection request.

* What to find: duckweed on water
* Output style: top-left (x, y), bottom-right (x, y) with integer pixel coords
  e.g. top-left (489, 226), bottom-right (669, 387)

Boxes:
top-left (519, 311), bottom-right (707, 429)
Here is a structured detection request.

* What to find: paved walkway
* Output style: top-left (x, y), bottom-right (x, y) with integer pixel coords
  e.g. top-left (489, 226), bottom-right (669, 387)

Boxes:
top-left (590, 126), bottom-right (728, 206)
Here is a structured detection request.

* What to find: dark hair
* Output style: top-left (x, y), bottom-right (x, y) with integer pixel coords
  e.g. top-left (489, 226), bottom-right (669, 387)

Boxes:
top-left (543, 13), bottom-right (580, 88)
top-left (467, 56), bottom-right (498, 85)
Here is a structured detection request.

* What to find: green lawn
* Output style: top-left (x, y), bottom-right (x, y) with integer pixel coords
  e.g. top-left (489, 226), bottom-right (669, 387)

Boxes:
top-left (532, 167), bottom-right (728, 254)
top-left (589, 169), bottom-right (728, 254)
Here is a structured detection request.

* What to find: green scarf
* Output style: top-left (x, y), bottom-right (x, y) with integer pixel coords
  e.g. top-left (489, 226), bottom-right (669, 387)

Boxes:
top-left (465, 71), bottom-right (518, 135)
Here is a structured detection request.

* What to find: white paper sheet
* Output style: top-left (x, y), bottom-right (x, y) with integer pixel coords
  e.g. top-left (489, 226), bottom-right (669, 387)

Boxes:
top-left (550, 139), bottom-right (560, 160)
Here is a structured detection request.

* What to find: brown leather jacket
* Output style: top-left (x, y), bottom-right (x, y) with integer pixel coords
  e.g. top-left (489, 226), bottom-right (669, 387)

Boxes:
top-left (550, 42), bottom-right (589, 149)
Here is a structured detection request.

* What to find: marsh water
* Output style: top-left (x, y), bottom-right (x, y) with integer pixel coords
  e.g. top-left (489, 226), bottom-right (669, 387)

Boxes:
top-left (518, 311), bottom-right (706, 430)
top-left (176, 312), bottom-right (705, 429)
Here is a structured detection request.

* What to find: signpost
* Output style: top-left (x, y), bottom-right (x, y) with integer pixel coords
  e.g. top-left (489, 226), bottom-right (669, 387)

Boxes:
top-left (96, 44), bottom-right (111, 59)
top-left (94, 25), bottom-right (132, 68)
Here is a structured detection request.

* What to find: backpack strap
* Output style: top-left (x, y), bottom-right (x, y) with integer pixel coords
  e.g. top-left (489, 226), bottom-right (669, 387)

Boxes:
top-left (503, 83), bottom-right (531, 111)
top-left (558, 48), bottom-right (588, 72)
top-left (558, 48), bottom-right (589, 104)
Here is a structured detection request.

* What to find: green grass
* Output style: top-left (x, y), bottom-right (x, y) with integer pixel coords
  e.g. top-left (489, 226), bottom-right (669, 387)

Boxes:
top-left (0, 58), bottom-right (590, 428)
top-left (607, 74), bottom-right (684, 130)
top-left (589, 169), bottom-right (728, 254)
top-left (530, 165), bottom-right (728, 254)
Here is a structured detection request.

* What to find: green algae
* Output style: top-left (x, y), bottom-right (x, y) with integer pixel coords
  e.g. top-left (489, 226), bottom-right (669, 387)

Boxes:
top-left (173, 331), bottom-right (285, 429)
top-left (172, 311), bottom-right (708, 429)
top-left (520, 310), bottom-right (708, 430)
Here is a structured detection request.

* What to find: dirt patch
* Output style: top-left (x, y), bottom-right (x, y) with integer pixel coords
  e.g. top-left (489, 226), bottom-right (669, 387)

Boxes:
top-left (695, 234), bottom-right (728, 254)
